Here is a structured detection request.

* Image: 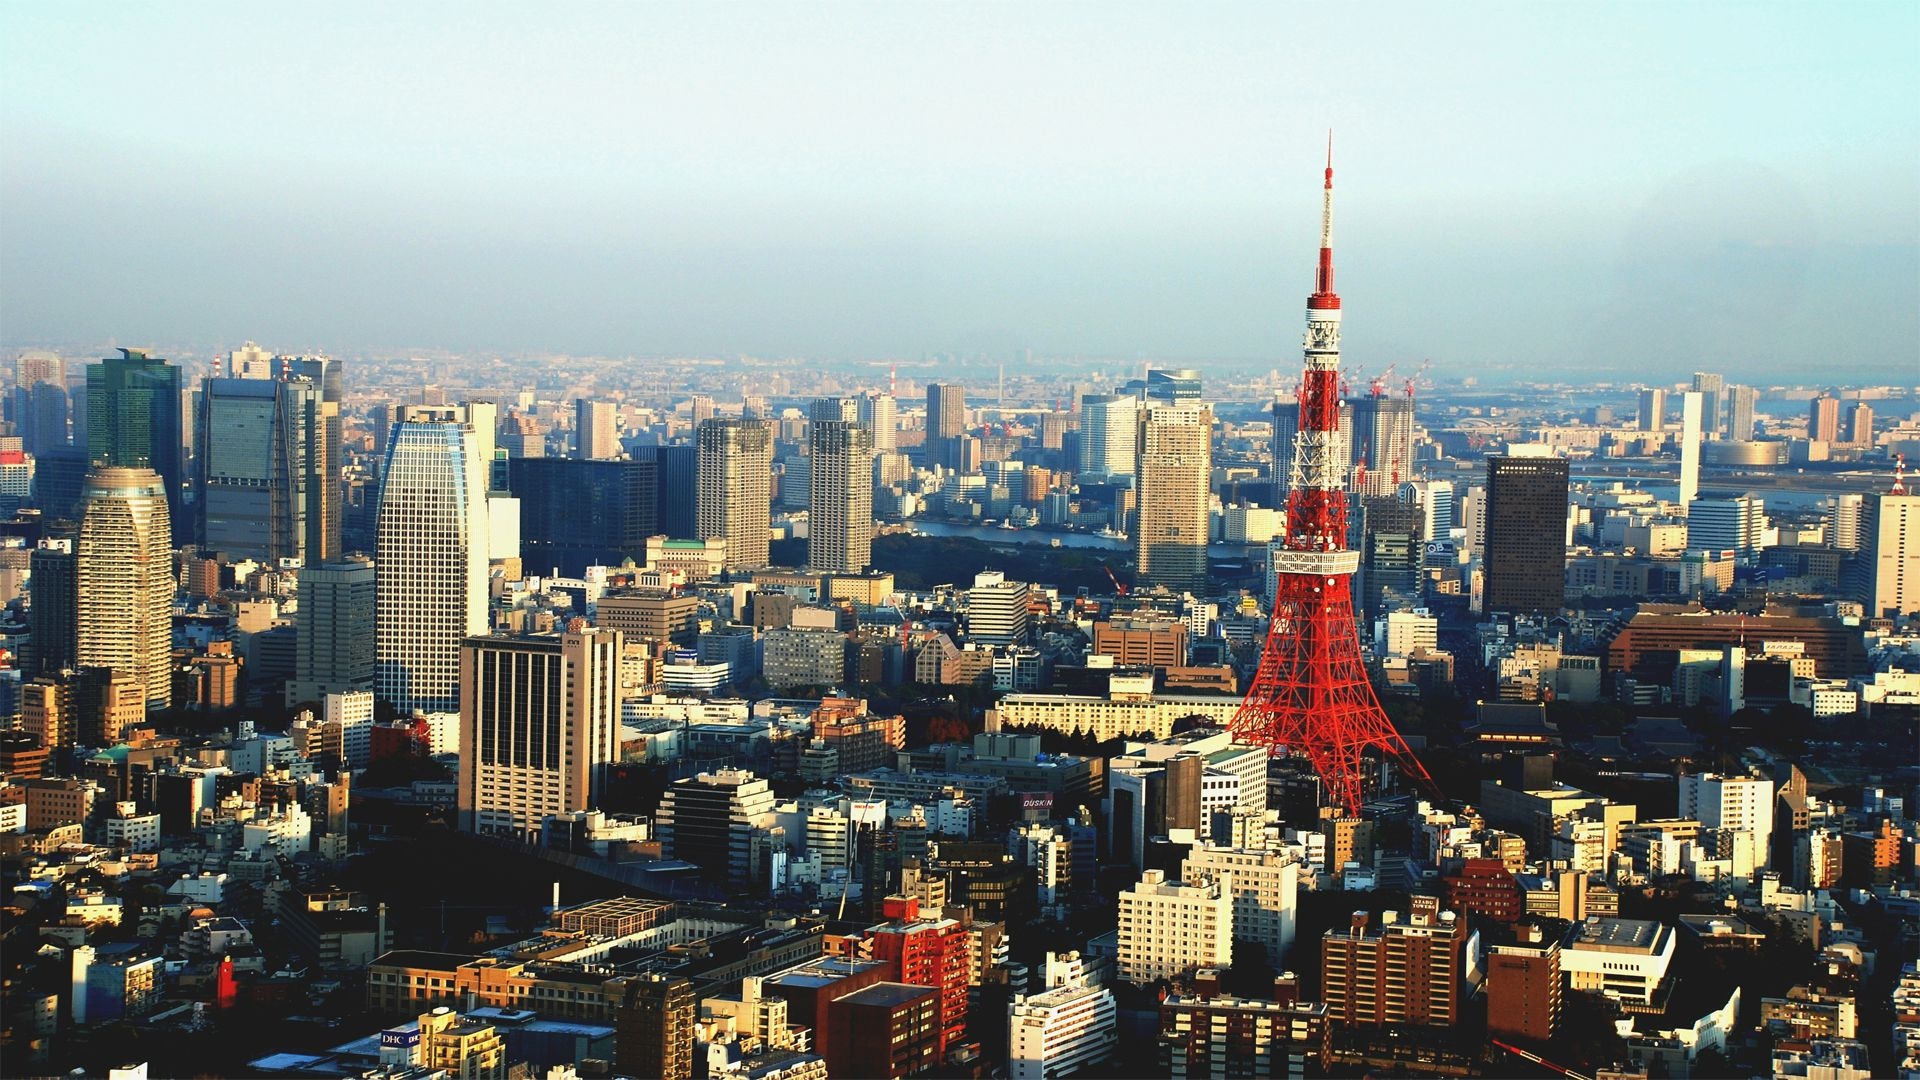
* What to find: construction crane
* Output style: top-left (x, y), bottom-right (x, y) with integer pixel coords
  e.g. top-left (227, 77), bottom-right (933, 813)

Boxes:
top-left (1367, 363), bottom-right (1398, 397)
top-left (1102, 562), bottom-right (1129, 596)
top-left (1490, 1039), bottom-right (1594, 1080)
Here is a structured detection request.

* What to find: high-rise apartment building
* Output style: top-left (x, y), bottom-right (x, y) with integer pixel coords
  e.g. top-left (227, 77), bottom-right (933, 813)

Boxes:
top-left (1808, 395), bottom-right (1840, 443)
top-left (1866, 493), bottom-right (1918, 618)
top-left (1845, 403), bottom-right (1874, 448)
top-left (1116, 869), bottom-right (1233, 985)
top-left (615, 974), bottom-right (696, 1080)
top-left (1352, 394), bottom-right (1417, 494)
top-left (1077, 393), bottom-right (1140, 480)
top-left (375, 408), bottom-right (489, 715)
top-left (1677, 391), bottom-right (1702, 512)
top-left (1483, 455), bottom-right (1569, 614)
top-left (1727, 385), bottom-right (1758, 442)
top-left (195, 371), bottom-right (333, 562)
top-left (457, 627), bottom-right (622, 838)
top-left (866, 897), bottom-right (970, 1054)
top-left (1827, 493), bottom-right (1865, 551)
top-left (1691, 371), bottom-right (1725, 436)
top-left (287, 555), bottom-right (377, 706)
top-left (27, 538), bottom-right (77, 675)
top-left (925, 383), bottom-right (966, 470)
top-left (87, 349), bottom-right (185, 526)
top-left (575, 398), bottom-right (619, 460)
top-left (76, 468), bottom-right (174, 709)
top-left (697, 419), bottom-right (773, 571)
top-left (1320, 897), bottom-right (1467, 1028)
top-left (1159, 987), bottom-right (1327, 1080)
top-left (1134, 403), bottom-right (1212, 595)
top-left (504, 458), bottom-right (659, 576)
top-left (1637, 387), bottom-right (1666, 432)
top-left (808, 398), bottom-right (873, 573)
top-left (1180, 845), bottom-right (1301, 966)
top-left (858, 391), bottom-right (898, 454)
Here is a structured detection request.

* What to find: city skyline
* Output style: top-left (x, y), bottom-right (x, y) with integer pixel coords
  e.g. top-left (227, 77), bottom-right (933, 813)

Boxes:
top-left (3, 4), bottom-right (1915, 378)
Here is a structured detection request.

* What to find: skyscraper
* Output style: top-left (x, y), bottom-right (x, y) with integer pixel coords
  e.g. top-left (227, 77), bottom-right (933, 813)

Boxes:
top-left (1078, 393), bottom-right (1141, 481)
top-left (1867, 491), bottom-right (1917, 618)
top-left (87, 349), bottom-right (184, 526)
top-left (287, 555), bottom-right (377, 706)
top-left (195, 372), bottom-right (330, 562)
top-left (505, 458), bottom-right (660, 576)
top-left (808, 398), bottom-right (874, 573)
top-left (858, 391), bottom-right (898, 454)
top-left (1636, 387), bottom-right (1666, 432)
top-left (697, 419), bottom-right (773, 571)
top-left (1808, 395), bottom-right (1841, 443)
top-left (1727, 385), bottom-right (1758, 442)
top-left (576, 398), bottom-right (619, 460)
top-left (926, 383), bottom-right (966, 470)
top-left (457, 626), bottom-right (623, 837)
top-left (375, 408), bottom-right (489, 715)
top-left (1352, 394), bottom-right (1417, 494)
top-left (1677, 390), bottom-right (1702, 513)
top-left (27, 537), bottom-right (77, 675)
top-left (284, 355), bottom-right (345, 561)
top-left (1134, 403), bottom-right (1212, 595)
top-left (76, 468), bottom-right (174, 709)
top-left (1691, 371), bottom-right (1725, 436)
top-left (630, 444), bottom-right (698, 539)
top-left (13, 376), bottom-right (70, 457)
top-left (1357, 495), bottom-right (1423, 622)
top-left (1483, 455), bottom-right (1569, 614)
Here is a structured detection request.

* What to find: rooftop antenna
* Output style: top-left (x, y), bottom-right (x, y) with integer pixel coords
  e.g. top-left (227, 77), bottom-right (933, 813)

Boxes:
top-left (1894, 452), bottom-right (1909, 496)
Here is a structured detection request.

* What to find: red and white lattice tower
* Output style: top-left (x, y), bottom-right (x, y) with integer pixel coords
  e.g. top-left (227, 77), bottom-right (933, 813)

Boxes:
top-left (1230, 138), bottom-right (1434, 815)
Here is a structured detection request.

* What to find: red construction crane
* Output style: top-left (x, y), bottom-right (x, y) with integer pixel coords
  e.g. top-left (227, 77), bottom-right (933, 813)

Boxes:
top-left (1367, 363), bottom-right (1397, 397)
top-left (1102, 562), bottom-right (1129, 596)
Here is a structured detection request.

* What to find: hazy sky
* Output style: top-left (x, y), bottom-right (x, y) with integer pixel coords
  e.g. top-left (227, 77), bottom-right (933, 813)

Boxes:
top-left (3, 3), bottom-right (1915, 381)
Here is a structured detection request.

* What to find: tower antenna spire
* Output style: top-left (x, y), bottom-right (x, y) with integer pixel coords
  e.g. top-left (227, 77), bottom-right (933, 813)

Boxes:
top-left (1314, 129), bottom-right (1337, 303)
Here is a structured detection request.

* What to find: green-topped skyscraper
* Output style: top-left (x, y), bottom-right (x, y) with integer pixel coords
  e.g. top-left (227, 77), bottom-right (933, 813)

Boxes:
top-left (87, 348), bottom-right (184, 527)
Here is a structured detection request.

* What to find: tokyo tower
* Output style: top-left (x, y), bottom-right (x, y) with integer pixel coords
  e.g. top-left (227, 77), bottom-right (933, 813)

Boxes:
top-left (1230, 138), bottom-right (1434, 816)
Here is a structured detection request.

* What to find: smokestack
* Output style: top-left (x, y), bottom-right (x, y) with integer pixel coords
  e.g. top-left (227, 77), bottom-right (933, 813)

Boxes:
top-left (377, 902), bottom-right (387, 949)
top-left (551, 880), bottom-right (560, 914)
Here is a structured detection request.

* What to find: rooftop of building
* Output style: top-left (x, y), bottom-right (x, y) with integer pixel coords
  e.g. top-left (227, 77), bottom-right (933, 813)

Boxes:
top-left (834, 981), bottom-right (936, 1008)
top-left (1569, 917), bottom-right (1666, 953)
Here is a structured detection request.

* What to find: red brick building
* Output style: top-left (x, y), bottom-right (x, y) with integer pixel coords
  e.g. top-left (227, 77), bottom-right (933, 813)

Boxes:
top-left (1443, 858), bottom-right (1523, 923)
top-left (865, 896), bottom-right (970, 1054)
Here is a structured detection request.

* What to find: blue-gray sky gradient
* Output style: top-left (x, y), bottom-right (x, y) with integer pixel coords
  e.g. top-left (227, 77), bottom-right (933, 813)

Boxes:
top-left (2, 2), bottom-right (1915, 380)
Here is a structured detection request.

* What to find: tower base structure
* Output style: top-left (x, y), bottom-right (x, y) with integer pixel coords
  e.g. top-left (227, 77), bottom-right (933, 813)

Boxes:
top-left (1231, 562), bottom-right (1432, 817)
